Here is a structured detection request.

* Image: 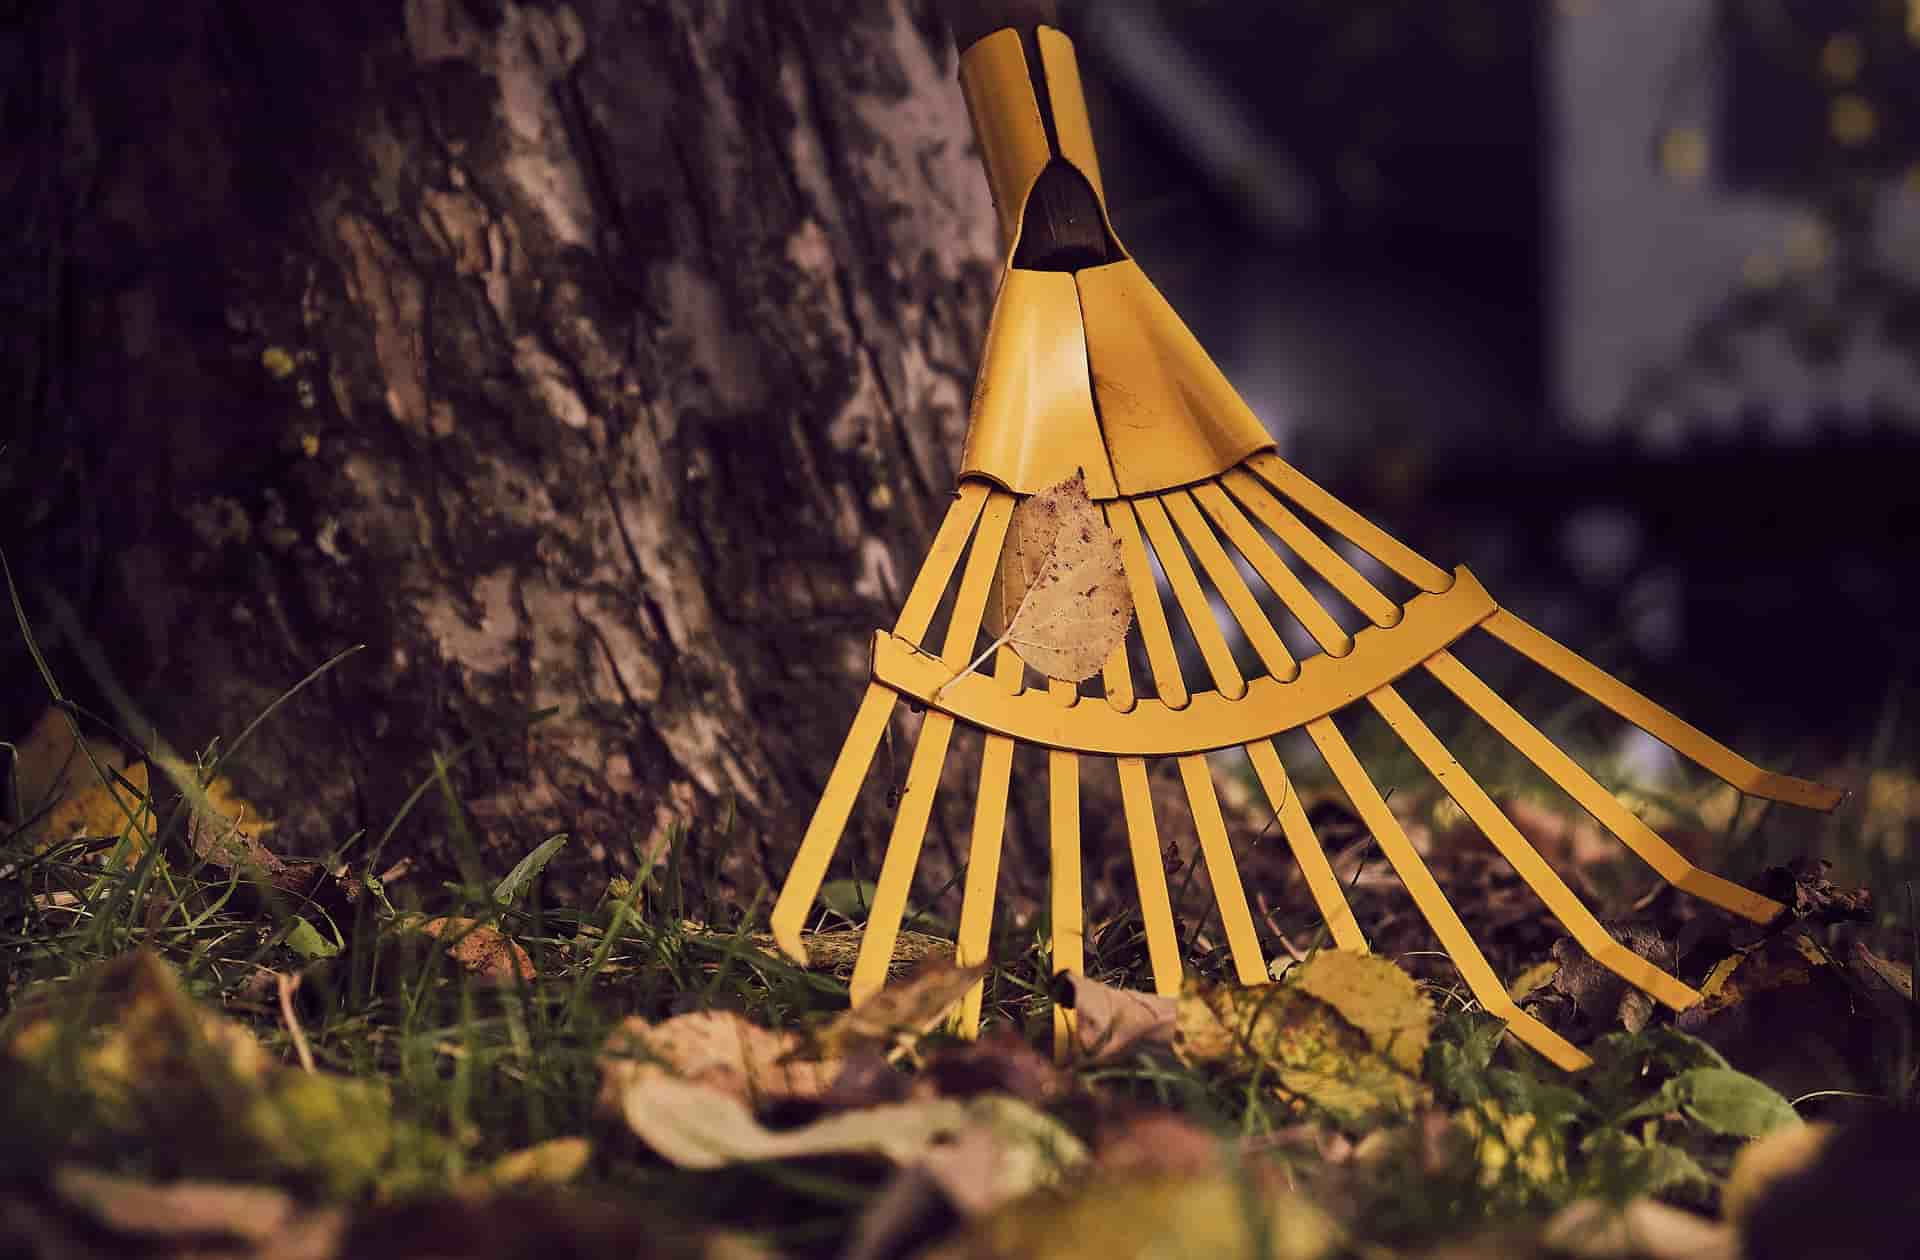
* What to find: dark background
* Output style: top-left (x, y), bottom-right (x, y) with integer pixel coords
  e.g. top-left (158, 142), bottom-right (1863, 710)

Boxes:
top-left (1064, 0), bottom-right (1920, 759)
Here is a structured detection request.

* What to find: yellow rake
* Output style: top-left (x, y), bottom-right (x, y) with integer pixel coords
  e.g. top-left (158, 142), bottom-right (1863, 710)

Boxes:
top-left (767, 18), bottom-right (1842, 1071)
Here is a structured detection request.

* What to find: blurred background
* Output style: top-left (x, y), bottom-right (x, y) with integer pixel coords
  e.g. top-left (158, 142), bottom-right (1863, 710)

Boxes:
top-left (1060, 0), bottom-right (1920, 771)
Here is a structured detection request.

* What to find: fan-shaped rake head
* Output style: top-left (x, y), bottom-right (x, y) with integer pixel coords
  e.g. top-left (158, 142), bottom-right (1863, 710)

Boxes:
top-left (765, 22), bottom-right (1843, 1071)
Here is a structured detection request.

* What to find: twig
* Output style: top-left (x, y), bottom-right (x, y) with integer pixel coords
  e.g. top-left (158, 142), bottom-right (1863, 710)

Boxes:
top-left (934, 562), bottom-right (1047, 700)
top-left (276, 971), bottom-right (316, 1074)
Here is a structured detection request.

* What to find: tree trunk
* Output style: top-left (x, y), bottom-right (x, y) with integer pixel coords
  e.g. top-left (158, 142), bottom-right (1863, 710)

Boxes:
top-left (3, 0), bottom-right (1006, 896)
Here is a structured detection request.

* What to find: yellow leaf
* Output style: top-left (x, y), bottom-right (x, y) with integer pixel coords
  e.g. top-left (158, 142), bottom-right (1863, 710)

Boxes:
top-left (1173, 956), bottom-right (1431, 1128)
top-left (983, 471), bottom-right (1132, 683)
top-left (918, 1170), bottom-right (1338, 1260)
top-left (1287, 949), bottom-right (1433, 1073)
top-left (458, 1137), bottom-right (593, 1196)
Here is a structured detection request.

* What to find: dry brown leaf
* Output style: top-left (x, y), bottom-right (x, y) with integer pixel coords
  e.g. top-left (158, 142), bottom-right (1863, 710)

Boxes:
top-left (411, 916), bottom-right (536, 983)
top-left (979, 470), bottom-right (1132, 684)
top-left (1056, 973), bottom-right (1176, 1065)
top-left (52, 1165), bottom-right (301, 1242)
top-left (599, 1010), bottom-right (837, 1105)
top-left (1542, 1198), bottom-right (1738, 1260)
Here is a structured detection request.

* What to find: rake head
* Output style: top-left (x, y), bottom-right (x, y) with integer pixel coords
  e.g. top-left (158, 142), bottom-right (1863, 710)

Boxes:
top-left (768, 25), bottom-right (1843, 1071)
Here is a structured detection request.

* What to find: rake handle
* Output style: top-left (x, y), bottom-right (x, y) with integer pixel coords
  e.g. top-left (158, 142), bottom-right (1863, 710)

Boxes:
top-left (938, 0), bottom-right (1114, 271)
top-left (939, 0), bottom-right (1062, 53)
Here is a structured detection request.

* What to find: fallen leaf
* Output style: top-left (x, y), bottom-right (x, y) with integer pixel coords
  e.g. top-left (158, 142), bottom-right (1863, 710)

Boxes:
top-left (915, 1169), bottom-right (1339, 1260)
top-left (457, 1136), bottom-right (593, 1196)
top-left (1287, 948), bottom-right (1431, 1072)
top-left (979, 470), bottom-right (1132, 683)
top-left (1054, 973), bottom-right (1175, 1065)
top-left (1550, 924), bottom-right (1674, 1036)
top-left (599, 1010), bottom-right (837, 1106)
top-left (0, 951), bottom-right (395, 1195)
top-left (813, 958), bottom-right (988, 1059)
top-left (1755, 857), bottom-right (1871, 924)
top-left (52, 1165), bottom-right (301, 1242)
top-left (608, 1069), bottom-right (1061, 1174)
top-left (1675, 932), bottom-right (1880, 1104)
top-left (1542, 1198), bottom-right (1738, 1260)
top-left (834, 1097), bottom-right (1089, 1260)
top-left (1847, 940), bottom-right (1914, 1017)
top-left (408, 915), bottom-right (535, 983)
top-left (1174, 953), bottom-right (1432, 1128)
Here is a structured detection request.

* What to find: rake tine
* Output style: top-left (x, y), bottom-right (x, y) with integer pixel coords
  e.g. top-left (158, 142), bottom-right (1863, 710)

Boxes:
top-left (1049, 678), bottom-right (1084, 1056)
top-left (1244, 452), bottom-right (1453, 595)
top-left (772, 484), bottom-right (991, 961)
top-left (1162, 489), bottom-right (1300, 681)
top-left (1106, 500), bottom-right (1189, 708)
top-left (1244, 739), bottom-right (1368, 953)
top-left (895, 484), bottom-right (994, 646)
top-left (850, 492), bottom-right (1015, 1003)
top-left (954, 646), bottom-right (1022, 1036)
top-left (1481, 611), bottom-right (1844, 812)
top-left (1117, 755), bottom-right (1183, 995)
top-left (849, 711), bottom-right (960, 1005)
top-left (1103, 621), bottom-right (1180, 993)
top-left (1423, 648), bottom-right (1787, 924)
top-left (1213, 473), bottom-right (1396, 636)
top-left (1306, 713), bottom-right (1591, 1071)
top-left (1134, 495), bottom-right (1247, 699)
top-left (1366, 681), bottom-right (1701, 1011)
top-left (1177, 753), bottom-right (1270, 987)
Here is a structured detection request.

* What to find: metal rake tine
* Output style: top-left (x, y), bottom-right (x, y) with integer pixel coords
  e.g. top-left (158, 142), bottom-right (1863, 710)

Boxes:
top-left (1423, 649), bottom-right (1787, 924)
top-left (1481, 611), bottom-right (1844, 812)
top-left (1305, 713), bottom-right (1592, 1071)
top-left (1105, 500), bottom-right (1188, 708)
top-left (771, 484), bottom-right (991, 961)
top-left (1117, 755), bottom-right (1183, 995)
top-left (1212, 473), bottom-right (1396, 636)
top-left (1244, 739), bottom-right (1368, 953)
top-left (954, 645), bottom-right (1022, 1036)
top-left (1244, 451), bottom-right (1454, 595)
top-left (1049, 679), bottom-right (1084, 1056)
top-left (1366, 681), bottom-right (1701, 1011)
top-left (1161, 489), bottom-right (1300, 682)
top-left (1133, 495), bottom-right (1247, 700)
top-left (1177, 753), bottom-right (1270, 987)
top-left (1132, 493), bottom-right (1268, 987)
top-left (850, 492), bottom-right (1015, 1004)
top-left (1102, 616), bottom-right (1181, 996)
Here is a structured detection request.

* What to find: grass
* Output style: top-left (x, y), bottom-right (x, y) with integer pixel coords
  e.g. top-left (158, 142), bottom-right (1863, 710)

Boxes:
top-left (4, 561), bottom-right (1920, 1258)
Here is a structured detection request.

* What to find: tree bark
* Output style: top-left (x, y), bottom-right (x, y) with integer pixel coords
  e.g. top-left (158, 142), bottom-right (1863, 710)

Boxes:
top-left (3, 0), bottom-right (1007, 895)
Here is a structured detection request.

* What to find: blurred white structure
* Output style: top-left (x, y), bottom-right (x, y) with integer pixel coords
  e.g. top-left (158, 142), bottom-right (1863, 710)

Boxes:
top-left (1553, 0), bottom-right (1920, 439)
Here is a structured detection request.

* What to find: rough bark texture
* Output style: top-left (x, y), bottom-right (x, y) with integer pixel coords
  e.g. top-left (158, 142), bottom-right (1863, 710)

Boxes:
top-left (3, 0), bottom-right (1008, 895)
